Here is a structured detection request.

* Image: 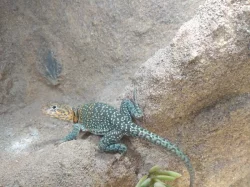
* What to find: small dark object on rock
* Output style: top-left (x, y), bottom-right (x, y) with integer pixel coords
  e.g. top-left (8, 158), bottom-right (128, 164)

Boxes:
top-left (39, 50), bottom-right (62, 86)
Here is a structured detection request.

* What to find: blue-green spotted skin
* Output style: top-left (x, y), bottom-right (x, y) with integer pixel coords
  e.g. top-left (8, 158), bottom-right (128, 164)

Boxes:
top-left (43, 99), bottom-right (194, 187)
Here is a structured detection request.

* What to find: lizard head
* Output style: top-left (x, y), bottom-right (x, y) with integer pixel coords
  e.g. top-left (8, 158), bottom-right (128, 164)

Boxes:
top-left (42, 103), bottom-right (74, 121)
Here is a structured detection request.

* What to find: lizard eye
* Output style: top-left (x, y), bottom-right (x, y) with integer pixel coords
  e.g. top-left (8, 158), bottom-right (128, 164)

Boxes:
top-left (52, 106), bottom-right (57, 109)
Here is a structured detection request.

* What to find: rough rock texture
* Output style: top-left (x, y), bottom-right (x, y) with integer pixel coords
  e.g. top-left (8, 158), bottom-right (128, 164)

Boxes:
top-left (132, 0), bottom-right (250, 124)
top-left (1, 0), bottom-right (250, 187)
top-left (126, 0), bottom-right (250, 186)
top-left (0, 0), bottom-right (203, 113)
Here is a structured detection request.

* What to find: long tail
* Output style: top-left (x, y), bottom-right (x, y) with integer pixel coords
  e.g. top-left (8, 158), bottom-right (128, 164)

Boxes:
top-left (128, 123), bottom-right (194, 187)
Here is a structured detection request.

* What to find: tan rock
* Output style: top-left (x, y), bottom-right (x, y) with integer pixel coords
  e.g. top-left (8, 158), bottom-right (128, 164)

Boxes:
top-left (128, 0), bottom-right (250, 186)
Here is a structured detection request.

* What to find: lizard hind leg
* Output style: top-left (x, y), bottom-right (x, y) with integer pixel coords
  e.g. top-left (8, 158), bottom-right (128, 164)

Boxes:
top-left (98, 130), bottom-right (127, 154)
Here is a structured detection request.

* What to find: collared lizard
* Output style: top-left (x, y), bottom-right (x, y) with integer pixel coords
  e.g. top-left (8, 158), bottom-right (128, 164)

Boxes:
top-left (42, 94), bottom-right (194, 187)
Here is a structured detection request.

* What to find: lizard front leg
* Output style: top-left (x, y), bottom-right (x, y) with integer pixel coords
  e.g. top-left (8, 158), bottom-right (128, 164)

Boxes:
top-left (55, 123), bottom-right (86, 145)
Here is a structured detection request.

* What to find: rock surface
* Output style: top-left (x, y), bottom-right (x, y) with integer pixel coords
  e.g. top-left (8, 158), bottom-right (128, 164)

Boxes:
top-left (0, 0), bottom-right (203, 112)
top-left (0, 0), bottom-right (204, 186)
top-left (126, 0), bottom-right (250, 186)
top-left (1, 0), bottom-right (250, 187)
